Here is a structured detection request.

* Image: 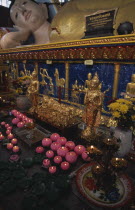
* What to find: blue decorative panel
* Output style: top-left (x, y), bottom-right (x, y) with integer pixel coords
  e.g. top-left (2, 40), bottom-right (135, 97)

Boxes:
top-left (69, 63), bottom-right (114, 109)
top-left (38, 63), bottom-right (65, 98)
top-left (17, 61), bottom-right (134, 111)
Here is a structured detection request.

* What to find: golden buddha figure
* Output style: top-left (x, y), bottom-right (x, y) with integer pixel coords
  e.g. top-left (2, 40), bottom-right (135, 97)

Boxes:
top-left (84, 73), bottom-right (92, 90)
top-left (125, 74), bottom-right (135, 99)
top-left (27, 69), bottom-right (39, 113)
top-left (82, 72), bottom-right (105, 140)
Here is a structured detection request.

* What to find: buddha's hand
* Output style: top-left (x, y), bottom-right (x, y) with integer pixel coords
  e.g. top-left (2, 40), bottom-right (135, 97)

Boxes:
top-left (0, 27), bottom-right (31, 49)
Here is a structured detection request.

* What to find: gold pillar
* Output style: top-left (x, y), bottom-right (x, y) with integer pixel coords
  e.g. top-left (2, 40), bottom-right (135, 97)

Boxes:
top-left (15, 62), bottom-right (18, 78)
top-left (34, 62), bottom-right (38, 79)
top-left (112, 63), bottom-right (121, 99)
top-left (65, 62), bottom-right (69, 100)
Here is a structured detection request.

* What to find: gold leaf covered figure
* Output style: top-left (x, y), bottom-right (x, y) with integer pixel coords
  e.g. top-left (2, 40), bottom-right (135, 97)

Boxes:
top-left (125, 74), bottom-right (135, 99)
top-left (27, 69), bottom-right (39, 113)
top-left (82, 72), bottom-right (105, 140)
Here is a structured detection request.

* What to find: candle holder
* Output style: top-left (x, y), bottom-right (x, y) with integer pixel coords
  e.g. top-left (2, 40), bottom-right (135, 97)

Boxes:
top-left (25, 122), bottom-right (36, 142)
top-left (111, 157), bottom-right (128, 171)
top-left (86, 132), bottom-right (128, 196)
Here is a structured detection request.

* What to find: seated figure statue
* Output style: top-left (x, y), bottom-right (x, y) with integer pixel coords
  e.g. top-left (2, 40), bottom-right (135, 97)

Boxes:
top-left (125, 74), bottom-right (135, 99)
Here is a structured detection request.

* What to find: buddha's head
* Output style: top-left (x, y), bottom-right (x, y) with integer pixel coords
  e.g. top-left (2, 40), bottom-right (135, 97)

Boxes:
top-left (10, 0), bottom-right (48, 32)
top-left (87, 73), bottom-right (92, 81)
top-left (131, 74), bottom-right (135, 82)
top-left (90, 72), bottom-right (100, 89)
top-left (31, 69), bottom-right (37, 78)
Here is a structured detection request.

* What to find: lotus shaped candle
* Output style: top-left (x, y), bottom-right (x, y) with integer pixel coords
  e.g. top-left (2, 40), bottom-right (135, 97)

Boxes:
top-left (50, 142), bottom-right (61, 151)
top-left (7, 133), bottom-right (14, 139)
top-left (57, 137), bottom-right (67, 145)
top-left (7, 126), bottom-right (12, 130)
top-left (7, 143), bottom-right (13, 150)
top-left (13, 146), bottom-right (20, 153)
top-left (65, 151), bottom-right (78, 163)
top-left (1, 121), bottom-right (5, 126)
top-left (46, 150), bottom-right (54, 158)
top-left (0, 134), bottom-right (4, 140)
top-left (61, 161), bottom-right (70, 170)
top-left (74, 145), bottom-right (86, 155)
top-left (5, 124), bottom-right (9, 128)
top-left (12, 118), bottom-right (20, 124)
top-left (54, 156), bottom-right (62, 164)
top-left (6, 130), bottom-right (11, 135)
top-left (49, 166), bottom-right (57, 174)
top-left (42, 159), bottom-right (50, 168)
top-left (65, 141), bottom-right (75, 150)
top-left (42, 138), bottom-right (52, 147)
top-left (57, 146), bottom-right (69, 157)
top-left (50, 133), bottom-right (60, 141)
top-left (17, 122), bottom-right (24, 128)
top-left (11, 138), bottom-right (18, 145)
top-left (82, 151), bottom-right (90, 161)
top-left (35, 146), bottom-right (44, 153)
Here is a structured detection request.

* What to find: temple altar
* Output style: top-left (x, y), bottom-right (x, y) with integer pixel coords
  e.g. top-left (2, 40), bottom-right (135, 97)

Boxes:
top-left (0, 34), bottom-right (135, 109)
top-left (0, 35), bottom-right (135, 210)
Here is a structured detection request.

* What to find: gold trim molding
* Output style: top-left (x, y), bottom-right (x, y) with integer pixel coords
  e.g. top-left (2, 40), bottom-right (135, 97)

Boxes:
top-left (0, 34), bottom-right (135, 61)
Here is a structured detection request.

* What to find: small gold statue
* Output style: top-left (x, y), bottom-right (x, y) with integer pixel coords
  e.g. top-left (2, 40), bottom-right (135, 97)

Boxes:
top-left (125, 74), bottom-right (135, 99)
top-left (54, 68), bottom-right (65, 88)
top-left (82, 72), bottom-right (105, 140)
top-left (84, 73), bottom-right (92, 90)
top-left (71, 80), bottom-right (80, 103)
top-left (27, 69), bottom-right (39, 113)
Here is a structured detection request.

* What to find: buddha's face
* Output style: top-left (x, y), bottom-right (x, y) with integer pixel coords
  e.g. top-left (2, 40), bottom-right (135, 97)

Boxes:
top-left (131, 74), bottom-right (135, 82)
top-left (88, 73), bottom-right (92, 80)
top-left (10, 0), bottom-right (48, 32)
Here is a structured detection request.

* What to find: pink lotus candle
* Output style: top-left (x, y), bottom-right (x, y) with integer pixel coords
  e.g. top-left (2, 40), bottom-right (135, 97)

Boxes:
top-left (50, 142), bottom-right (61, 151)
top-left (42, 159), bottom-right (50, 168)
top-left (82, 151), bottom-right (91, 161)
top-left (42, 138), bottom-right (52, 147)
top-left (74, 145), bottom-right (86, 155)
top-left (11, 109), bottom-right (17, 115)
top-left (9, 154), bottom-right (19, 162)
top-left (7, 126), bottom-right (12, 130)
top-left (26, 118), bottom-right (33, 123)
top-left (17, 113), bottom-right (23, 119)
top-left (7, 133), bottom-right (14, 139)
top-left (57, 137), bottom-right (67, 145)
top-left (46, 150), bottom-right (54, 158)
top-left (1, 121), bottom-right (5, 126)
top-left (61, 161), bottom-right (70, 170)
top-left (35, 146), bottom-right (44, 153)
top-left (54, 156), bottom-right (62, 164)
top-left (13, 146), bottom-right (20, 153)
top-left (11, 138), bottom-right (18, 145)
top-left (7, 143), bottom-right (13, 150)
top-left (0, 134), bottom-right (4, 140)
top-left (57, 146), bottom-right (69, 157)
top-left (17, 122), bottom-right (24, 128)
top-left (65, 151), bottom-right (78, 163)
top-left (12, 118), bottom-right (20, 124)
top-left (14, 111), bottom-right (19, 117)
top-left (50, 133), bottom-right (60, 141)
top-left (5, 124), bottom-right (9, 128)
top-left (65, 141), bottom-right (75, 150)
top-left (6, 130), bottom-right (11, 135)
top-left (49, 166), bottom-right (57, 174)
